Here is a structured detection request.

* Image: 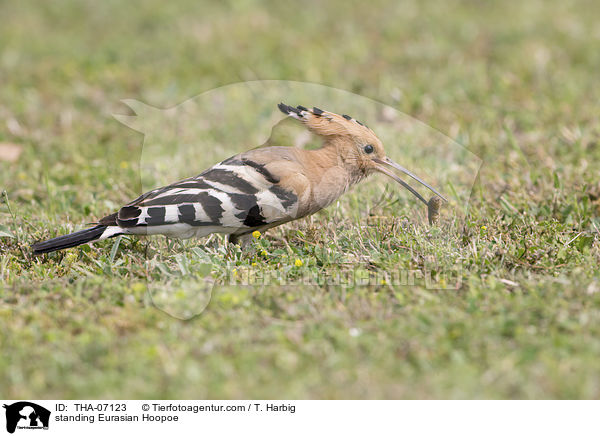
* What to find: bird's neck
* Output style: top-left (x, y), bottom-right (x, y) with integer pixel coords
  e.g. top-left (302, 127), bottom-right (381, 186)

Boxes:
top-left (290, 142), bottom-right (365, 216)
top-left (307, 141), bottom-right (366, 186)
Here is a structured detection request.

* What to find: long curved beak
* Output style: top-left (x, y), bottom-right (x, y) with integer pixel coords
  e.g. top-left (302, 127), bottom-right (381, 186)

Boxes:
top-left (373, 157), bottom-right (447, 205)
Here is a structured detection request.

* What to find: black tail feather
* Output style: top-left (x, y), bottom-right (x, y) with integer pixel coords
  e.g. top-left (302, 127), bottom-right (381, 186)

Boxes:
top-left (32, 225), bottom-right (108, 254)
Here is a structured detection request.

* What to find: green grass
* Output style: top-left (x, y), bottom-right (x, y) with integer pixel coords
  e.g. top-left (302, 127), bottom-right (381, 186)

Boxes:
top-left (1, 0), bottom-right (600, 399)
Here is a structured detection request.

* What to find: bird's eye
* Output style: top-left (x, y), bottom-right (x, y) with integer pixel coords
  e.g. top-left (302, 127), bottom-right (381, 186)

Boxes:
top-left (364, 144), bottom-right (374, 154)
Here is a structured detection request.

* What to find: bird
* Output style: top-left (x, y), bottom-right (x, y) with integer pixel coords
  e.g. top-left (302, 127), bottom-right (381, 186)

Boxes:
top-left (32, 103), bottom-right (446, 254)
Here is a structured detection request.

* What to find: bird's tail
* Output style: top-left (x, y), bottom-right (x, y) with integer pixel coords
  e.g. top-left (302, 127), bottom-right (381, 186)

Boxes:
top-left (32, 225), bottom-right (119, 254)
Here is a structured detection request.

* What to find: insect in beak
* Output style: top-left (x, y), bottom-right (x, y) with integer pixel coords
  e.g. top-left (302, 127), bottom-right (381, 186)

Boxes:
top-left (372, 157), bottom-right (447, 206)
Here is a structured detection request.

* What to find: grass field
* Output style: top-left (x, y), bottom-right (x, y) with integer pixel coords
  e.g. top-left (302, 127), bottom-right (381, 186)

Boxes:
top-left (1, 0), bottom-right (599, 399)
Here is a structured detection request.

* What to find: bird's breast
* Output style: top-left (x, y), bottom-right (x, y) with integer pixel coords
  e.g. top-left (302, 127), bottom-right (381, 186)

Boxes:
top-left (302, 165), bottom-right (353, 215)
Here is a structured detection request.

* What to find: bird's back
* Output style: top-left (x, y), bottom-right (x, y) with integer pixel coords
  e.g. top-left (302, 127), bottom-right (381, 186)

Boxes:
top-left (99, 146), bottom-right (313, 240)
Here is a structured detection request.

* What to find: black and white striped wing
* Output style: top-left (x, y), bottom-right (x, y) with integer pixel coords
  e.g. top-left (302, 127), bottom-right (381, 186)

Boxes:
top-left (112, 157), bottom-right (299, 238)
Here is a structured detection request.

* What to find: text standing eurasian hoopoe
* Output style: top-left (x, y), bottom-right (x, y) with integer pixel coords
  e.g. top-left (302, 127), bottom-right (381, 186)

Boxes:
top-left (32, 103), bottom-right (446, 254)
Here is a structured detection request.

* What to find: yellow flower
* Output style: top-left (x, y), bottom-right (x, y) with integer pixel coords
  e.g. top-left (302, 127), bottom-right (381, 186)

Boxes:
top-left (481, 225), bottom-right (487, 231)
top-left (232, 269), bottom-right (238, 276)
top-left (380, 279), bottom-right (387, 285)
top-left (252, 230), bottom-right (261, 239)
top-left (120, 161), bottom-right (129, 169)
top-left (260, 250), bottom-right (268, 256)
top-left (251, 262), bottom-right (257, 267)
top-left (294, 259), bottom-right (303, 267)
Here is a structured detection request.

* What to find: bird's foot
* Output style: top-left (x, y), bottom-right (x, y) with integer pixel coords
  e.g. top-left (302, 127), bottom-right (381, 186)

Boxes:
top-left (228, 233), bottom-right (253, 248)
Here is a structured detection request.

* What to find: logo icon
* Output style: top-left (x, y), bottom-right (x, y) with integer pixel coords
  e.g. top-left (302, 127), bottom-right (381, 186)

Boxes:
top-left (3, 402), bottom-right (50, 434)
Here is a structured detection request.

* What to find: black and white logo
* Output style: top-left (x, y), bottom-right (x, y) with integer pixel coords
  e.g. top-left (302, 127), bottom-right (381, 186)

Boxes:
top-left (3, 402), bottom-right (50, 434)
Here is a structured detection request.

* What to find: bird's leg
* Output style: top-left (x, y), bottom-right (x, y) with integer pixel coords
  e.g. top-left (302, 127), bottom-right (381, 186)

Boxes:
top-left (228, 233), bottom-right (254, 248)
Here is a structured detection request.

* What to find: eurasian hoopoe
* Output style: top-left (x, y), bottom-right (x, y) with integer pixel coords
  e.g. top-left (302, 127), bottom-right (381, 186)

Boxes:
top-left (32, 103), bottom-right (446, 254)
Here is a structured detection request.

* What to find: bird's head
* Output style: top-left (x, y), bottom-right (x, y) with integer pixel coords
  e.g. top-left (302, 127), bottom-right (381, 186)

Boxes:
top-left (278, 103), bottom-right (446, 205)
